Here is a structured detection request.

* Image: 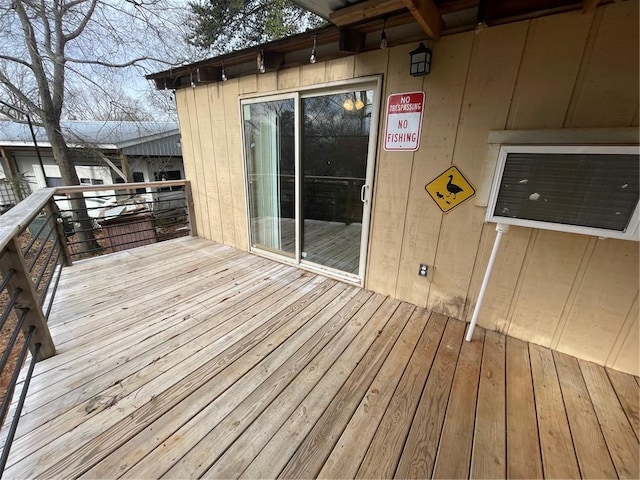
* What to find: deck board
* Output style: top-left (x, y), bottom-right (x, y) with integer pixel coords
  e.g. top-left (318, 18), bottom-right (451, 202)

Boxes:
top-left (554, 351), bottom-right (617, 478)
top-left (505, 336), bottom-right (543, 479)
top-left (529, 343), bottom-right (581, 479)
top-left (0, 237), bottom-right (637, 479)
top-left (395, 319), bottom-right (464, 479)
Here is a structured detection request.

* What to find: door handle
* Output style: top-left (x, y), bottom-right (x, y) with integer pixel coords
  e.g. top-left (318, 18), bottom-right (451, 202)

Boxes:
top-left (360, 184), bottom-right (367, 203)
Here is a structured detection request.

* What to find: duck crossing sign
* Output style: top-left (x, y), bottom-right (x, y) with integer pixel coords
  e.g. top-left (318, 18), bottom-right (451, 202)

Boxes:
top-left (425, 166), bottom-right (476, 213)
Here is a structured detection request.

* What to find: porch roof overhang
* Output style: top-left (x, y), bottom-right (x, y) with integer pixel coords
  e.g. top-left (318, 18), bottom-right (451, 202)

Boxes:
top-left (147, 0), bottom-right (610, 90)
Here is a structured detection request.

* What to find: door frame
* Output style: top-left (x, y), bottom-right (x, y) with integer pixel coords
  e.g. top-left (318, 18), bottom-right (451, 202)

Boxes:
top-left (239, 75), bottom-right (383, 286)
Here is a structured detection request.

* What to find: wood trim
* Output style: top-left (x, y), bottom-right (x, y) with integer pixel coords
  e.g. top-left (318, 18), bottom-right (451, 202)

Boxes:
top-left (402, 0), bottom-right (443, 40)
top-left (55, 180), bottom-right (189, 194)
top-left (329, 0), bottom-right (406, 26)
top-left (0, 188), bottom-right (56, 252)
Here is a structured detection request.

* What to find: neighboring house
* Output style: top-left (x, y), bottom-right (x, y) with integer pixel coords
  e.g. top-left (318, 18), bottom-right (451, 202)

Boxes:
top-left (147, 0), bottom-right (639, 375)
top-left (0, 120), bottom-right (185, 197)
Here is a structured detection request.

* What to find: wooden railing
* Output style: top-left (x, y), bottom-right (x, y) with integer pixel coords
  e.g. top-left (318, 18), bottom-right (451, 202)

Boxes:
top-left (0, 180), bottom-right (194, 473)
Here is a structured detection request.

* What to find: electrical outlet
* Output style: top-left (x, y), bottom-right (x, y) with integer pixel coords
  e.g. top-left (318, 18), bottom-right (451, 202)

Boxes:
top-left (418, 264), bottom-right (428, 277)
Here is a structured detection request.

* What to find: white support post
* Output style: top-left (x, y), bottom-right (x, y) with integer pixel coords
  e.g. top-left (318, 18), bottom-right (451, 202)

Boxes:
top-left (465, 223), bottom-right (509, 342)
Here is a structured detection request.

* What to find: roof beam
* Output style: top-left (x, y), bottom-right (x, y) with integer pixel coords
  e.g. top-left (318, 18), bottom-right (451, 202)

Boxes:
top-left (339, 29), bottom-right (367, 53)
top-left (329, 0), bottom-right (406, 26)
top-left (196, 66), bottom-right (221, 83)
top-left (403, 0), bottom-right (442, 40)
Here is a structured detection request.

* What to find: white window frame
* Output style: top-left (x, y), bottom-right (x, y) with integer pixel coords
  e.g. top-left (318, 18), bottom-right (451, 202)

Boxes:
top-left (486, 144), bottom-right (640, 241)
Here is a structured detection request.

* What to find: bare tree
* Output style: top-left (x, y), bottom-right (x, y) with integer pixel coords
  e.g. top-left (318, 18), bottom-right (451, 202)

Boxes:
top-left (0, 0), bottom-right (194, 254)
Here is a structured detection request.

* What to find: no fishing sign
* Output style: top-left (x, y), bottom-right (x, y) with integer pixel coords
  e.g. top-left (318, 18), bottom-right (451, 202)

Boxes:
top-left (383, 91), bottom-right (425, 152)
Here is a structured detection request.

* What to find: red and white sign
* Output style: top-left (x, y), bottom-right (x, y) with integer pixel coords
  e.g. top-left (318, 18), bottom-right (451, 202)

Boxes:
top-left (383, 91), bottom-right (425, 151)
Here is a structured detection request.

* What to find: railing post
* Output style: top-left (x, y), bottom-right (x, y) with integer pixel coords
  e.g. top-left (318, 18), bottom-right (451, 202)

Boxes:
top-left (0, 237), bottom-right (56, 361)
top-left (184, 181), bottom-right (197, 237)
top-left (45, 200), bottom-right (72, 267)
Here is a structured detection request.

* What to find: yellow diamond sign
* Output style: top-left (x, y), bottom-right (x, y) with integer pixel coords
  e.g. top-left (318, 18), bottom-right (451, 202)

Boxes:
top-left (425, 166), bottom-right (476, 213)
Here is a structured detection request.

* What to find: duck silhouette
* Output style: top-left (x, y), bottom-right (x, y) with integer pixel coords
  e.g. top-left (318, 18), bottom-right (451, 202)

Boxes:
top-left (446, 175), bottom-right (463, 199)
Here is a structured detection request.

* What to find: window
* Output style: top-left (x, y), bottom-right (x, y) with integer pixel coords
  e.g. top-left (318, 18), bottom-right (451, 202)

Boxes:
top-left (154, 170), bottom-right (183, 191)
top-left (80, 177), bottom-right (104, 185)
top-left (486, 145), bottom-right (639, 240)
top-left (133, 172), bottom-right (146, 194)
top-left (46, 177), bottom-right (63, 187)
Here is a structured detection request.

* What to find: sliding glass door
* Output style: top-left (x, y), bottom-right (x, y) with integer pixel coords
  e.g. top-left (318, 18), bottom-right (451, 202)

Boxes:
top-left (243, 98), bottom-right (295, 257)
top-left (242, 80), bottom-right (379, 282)
top-left (301, 90), bottom-right (373, 274)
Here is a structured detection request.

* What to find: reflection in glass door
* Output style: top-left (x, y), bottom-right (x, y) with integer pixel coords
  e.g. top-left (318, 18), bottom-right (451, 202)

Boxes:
top-left (301, 90), bottom-right (373, 274)
top-left (243, 99), bottom-right (295, 257)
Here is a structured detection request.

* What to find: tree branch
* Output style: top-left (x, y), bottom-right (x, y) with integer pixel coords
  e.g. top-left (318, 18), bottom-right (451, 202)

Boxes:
top-left (0, 69), bottom-right (40, 115)
top-left (0, 54), bottom-right (34, 70)
top-left (11, 0), bottom-right (56, 116)
top-left (65, 55), bottom-right (177, 68)
top-left (0, 107), bottom-right (44, 126)
top-left (61, 0), bottom-right (91, 14)
top-left (37, 0), bottom-right (58, 61)
top-left (63, 0), bottom-right (98, 42)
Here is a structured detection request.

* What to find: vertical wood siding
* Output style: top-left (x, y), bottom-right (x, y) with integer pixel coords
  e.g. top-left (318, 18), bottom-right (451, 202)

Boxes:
top-left (175, 1), bottom-right (639, 375)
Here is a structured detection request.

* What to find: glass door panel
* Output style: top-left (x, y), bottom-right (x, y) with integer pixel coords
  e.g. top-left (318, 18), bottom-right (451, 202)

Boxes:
top-left (243, 99), bottom-right (295, 256)
top-left (301, 90), bottom-right (373, 274)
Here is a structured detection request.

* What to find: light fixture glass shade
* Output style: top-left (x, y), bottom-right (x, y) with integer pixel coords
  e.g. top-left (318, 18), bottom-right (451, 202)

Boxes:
top-left (380, 31), bottom-right (388, 49)
top-left (257, 50), bottom-right (266, 73)
top-left (409, 42), bottom-right (432, 76)
top-left (310, 35), bottom-right (318, 64)
top-left (343, 97), bottom-right (355, 111)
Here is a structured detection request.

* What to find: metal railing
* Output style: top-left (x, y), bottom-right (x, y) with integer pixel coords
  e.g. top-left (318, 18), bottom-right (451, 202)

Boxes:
top-left (0, 180), bottom-right (194, 473)
top-left (54, 181), bottom-right (194, 261)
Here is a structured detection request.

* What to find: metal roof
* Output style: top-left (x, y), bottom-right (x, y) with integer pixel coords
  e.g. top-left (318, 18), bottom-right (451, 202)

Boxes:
top-left (291, 0), bottom-right (359, 19)
top-left (0, 121), bottom-right (181, 156)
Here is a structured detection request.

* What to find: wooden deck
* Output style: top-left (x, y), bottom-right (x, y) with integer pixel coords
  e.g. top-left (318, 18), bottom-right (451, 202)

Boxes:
top-left (252, 218), bottom-right (362, 274)
top-left (1, 236), bottom-right (638, 479)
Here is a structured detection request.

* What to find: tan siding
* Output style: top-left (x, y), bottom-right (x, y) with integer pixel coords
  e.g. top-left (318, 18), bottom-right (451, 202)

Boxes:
top-left (366, 43), bottom-right (425, 296)
top-left (277, 67), bottom-right (301, 90)
top-left (209, 83), bottom-right (237, 246)
top-left (393, 32), bottom-right (474, 307)
top-left (464, 226), bottom-right (532, 333)
top-left (353, 49), bottom-right (388, 77)
top-left (186, 88), bottom-right (212, 239)
top-left (506, 10), bottom-right (593, 130)
top-left (326, 56), bottom-right (355, 81)
top-left (222, 79), bottom-right (249, 250)
top-left (175, 90), bottom-right (203, 237)
top-left (239, 75), bottom-right (258, 95)
top-left (257, 72), bottom-right (278, 93)
top-left (426, 21), bottom-right (528, 319)
top-left (301, 62), bottom-right (327, 86)
top-left (196, 85), bottom-right (223, 242)
top-left (507, 231), bottom-right (591, 345)
top-left (564, 1), bottom-right (639, 128)
top-left (554, 240), bottom-right (639, 365)
top-left (611, 296), bottom-right (640, 375)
